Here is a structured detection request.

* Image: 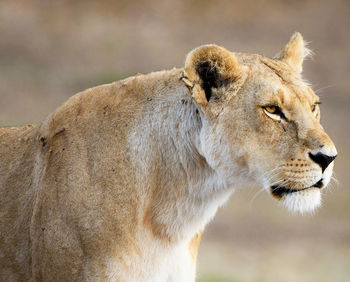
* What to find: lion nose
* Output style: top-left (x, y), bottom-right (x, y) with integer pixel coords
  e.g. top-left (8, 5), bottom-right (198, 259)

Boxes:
top-left (309, 152), bottom-right (337, 173)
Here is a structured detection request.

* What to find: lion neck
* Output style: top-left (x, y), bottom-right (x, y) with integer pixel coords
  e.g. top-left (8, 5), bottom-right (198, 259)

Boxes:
top-left (130, 83), bottom-right (234, 243)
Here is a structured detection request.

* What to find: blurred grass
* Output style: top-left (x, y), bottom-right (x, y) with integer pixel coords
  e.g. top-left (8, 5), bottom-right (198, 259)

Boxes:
top-left (0, 0), bottom-right (349, 281)
top-left (198, 274), bottom-right (244, 282)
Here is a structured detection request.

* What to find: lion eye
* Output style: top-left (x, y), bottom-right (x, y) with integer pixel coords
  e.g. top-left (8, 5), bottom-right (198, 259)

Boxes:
top-left (264, 106), bottom-right (278, 114)
top-left (262, 105), bottom-right (287, 121)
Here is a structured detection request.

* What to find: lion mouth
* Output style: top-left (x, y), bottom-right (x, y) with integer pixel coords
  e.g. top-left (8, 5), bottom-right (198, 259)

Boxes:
top-left (271, 179), bottom-right (323, 198)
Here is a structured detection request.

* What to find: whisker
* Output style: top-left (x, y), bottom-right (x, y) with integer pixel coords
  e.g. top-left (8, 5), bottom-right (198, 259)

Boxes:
top-left (314, 84), bottom-right (335, 94)
top-left (271, 179), bottom-right (293, 192)
top-left (263, 168), bottom-right (284, 184)
top-left (249, 187), bottom-right (266, 210)
top-left (323, 175), bottom-right (339, 195)
top-left (262, 166), bottom-right (282, 177)
top-left (271, 178), bottom-right (290, 188)
top-left (330, 175), bottom-right (339, 186)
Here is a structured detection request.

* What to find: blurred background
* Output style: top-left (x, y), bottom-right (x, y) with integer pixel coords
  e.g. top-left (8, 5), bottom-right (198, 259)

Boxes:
top-left (0, 0), bottom-right (349, 281)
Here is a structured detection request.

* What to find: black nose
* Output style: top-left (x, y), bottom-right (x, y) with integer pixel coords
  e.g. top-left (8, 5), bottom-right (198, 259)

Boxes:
top-left (309, 152), bottom-right (337, 173)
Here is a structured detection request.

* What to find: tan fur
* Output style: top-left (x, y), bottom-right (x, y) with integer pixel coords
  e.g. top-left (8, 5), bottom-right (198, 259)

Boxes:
top-left (184, 44), bottom-right (245, 109)
top-left (188, 232), bottom-right (203, 261)
top-left (275, 32), bottom-right (311, 73)
top-left (0, 33), bottom-right (336, 281)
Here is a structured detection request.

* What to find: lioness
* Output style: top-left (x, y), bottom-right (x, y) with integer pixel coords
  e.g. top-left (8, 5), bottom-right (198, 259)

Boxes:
top-left (0, 33), bottom-right (337, 281)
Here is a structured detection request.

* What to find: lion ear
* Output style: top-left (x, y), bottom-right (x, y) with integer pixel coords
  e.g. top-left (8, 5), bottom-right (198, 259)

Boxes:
top-left (183, 44), bottom-right (242, 107)
top-left (275, 32), bottom-right (311, 74)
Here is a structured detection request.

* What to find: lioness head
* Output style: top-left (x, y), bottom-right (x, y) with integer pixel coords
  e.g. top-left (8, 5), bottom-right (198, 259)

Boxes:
top-left (183, 33), bottom-right (337, 214)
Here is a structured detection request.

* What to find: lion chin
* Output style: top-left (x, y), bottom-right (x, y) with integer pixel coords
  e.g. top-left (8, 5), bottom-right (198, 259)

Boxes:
top-left (282, 188), bottom-right (321, 214)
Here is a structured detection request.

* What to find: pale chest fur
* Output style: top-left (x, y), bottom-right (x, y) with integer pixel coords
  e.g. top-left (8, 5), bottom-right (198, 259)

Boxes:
top-left (105, 231), bottom-right (196, 282)
top-left (104, 177), bottom-right (234, 281)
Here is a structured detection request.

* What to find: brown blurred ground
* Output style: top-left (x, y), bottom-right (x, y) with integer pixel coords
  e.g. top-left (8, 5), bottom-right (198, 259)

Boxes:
top-left (0, 0), bottom-right (349, 281)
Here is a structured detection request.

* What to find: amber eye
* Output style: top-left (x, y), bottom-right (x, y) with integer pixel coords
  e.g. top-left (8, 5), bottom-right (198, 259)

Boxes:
top-left (311, 104), bottom-right (317, 113)
top-left (264, 106), bottom-right (278, 114)
top-left (262, 105), bottom-right (286, 121)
